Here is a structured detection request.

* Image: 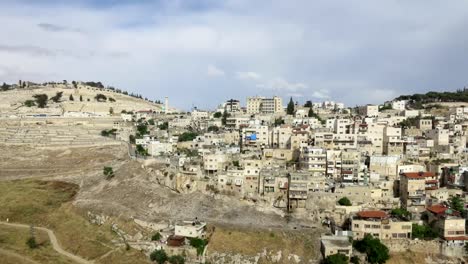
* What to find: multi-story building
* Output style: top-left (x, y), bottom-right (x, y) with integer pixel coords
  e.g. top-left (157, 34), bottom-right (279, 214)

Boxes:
top-left (203, 153), bottom-right (228, 174)
top-left (271, 125), bottom-right (292, 149)
top-left (352, 210), bottom-right (412, 240)
top-left (427, 204), bottom-right (466, 239)
top-left (300, 146), bottom-right (327, 175)
top-left (341, 149), bottom-right (361, 185)
top-left (358, 105), bottom-right (379, 117)
top-left (288, 172), bottom-right (309, 208)
top-left (383, 126), bottom-right (403, 155)
top-left (399, 172), bottom-right (438, 216)
top-left (241, 125), bottom-right (270, 148)
top-left (246, 96), bottom-right (283, 114)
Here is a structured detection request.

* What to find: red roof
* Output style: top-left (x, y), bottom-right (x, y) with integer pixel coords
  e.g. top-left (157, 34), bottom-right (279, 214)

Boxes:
top-left (427, 204), bottom-right (447, 215)
top-left (357, 210), bottom-right (388, 219)
top-left (401, 172), bottom-right (435, 179)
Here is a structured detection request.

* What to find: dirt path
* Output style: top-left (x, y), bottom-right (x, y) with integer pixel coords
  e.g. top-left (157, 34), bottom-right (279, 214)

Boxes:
top-left (0, 247), bottom-right (40, 264)
top-left (0, 222), bottom-right (92, 264)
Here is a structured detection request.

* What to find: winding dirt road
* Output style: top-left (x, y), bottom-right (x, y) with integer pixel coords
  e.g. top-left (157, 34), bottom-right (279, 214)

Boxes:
top-left (0, 222), bottom-right (92, 264)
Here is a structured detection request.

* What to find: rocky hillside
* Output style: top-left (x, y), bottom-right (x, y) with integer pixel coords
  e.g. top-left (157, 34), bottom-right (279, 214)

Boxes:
top-left (0, 82), bottom-right (165, 116)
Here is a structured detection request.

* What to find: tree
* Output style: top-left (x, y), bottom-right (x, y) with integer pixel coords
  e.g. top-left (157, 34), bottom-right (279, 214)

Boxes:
top-left (287, 97), bottom-right (295, 115)
top-left (274, 117), bottom-right (285, 126)
top-left (158, 122), bottom-right (169, 130)
top-left (308, 107), bottom-right (314, 117)
top-left (80, 95), bottom-right (83, 102)
top-left (390, 208), bottom-right (411, 219)
top-left (338, 197), bottom-right (352, 206)
top-left (213, 112), bottom-right (222, 118)
top-left (24, 100), bottom-right (35, 107)
top-left (103, 166), bottom-right (115, 180)
top-left (95, 93), bottom-right (107, 102)
top-left (412, 223), bottom-right (438, 239)
top-left (51, 92), bottom-right (63, 103)
top-left (304, 100), bottom-right (312, 107)
top-left (353, 234), bottom-right (389, 264)
top-left (72, 80), bottom-right (77, 88)
top-left (178, 132), bottom-right (198, 142)
top-left (323, 253), bottom-right (348, 264)
top-left (148, 119), bottom-right (155, 125)
top-left (26, 236), bottom-right (38, 249)
top-left (150, 249), bottom-right (168, 264)
top-left (109, 97), bottom-right (116, 102)
top-left (208, 126), bottom-right (219, 132)
top-left (129, 135), bottom-right (136, 144)
top-left (136, 144), bottom-right (148, 156)
top-left (189, 238), bottom-right (207, 256)
top-left (151, 232), bottom-right (161, 241)
top-left (69, 94), bottom-right (74, 101)
top-left (168, 255), bottom-right (185, 264)
top-left (350, 256), bottom-right (360, 264)
top-left (33, 94), bottom-right (48, 108)
top-left (450, 196), bottom-right (464, 213)
top-left (1, 82), bottom-right (9, 91)
top-left (109, 107), bottom-right (114, 115)
top-left (136, 124), bottom-right (149, 137)
top-left (221, 109), bottom-right (230, 126)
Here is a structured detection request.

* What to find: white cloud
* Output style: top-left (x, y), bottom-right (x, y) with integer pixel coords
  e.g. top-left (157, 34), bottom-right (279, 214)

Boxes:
top-left (311, 89), bottom-right (330, 99)
top-left (207, 65), bottom-right (225, 77)
top-left (236, 71), bottom-right (261, 81)
top-left (257, 77), bottom-right (307, 92)
top-left (0, 1), bottom-right (468, 109)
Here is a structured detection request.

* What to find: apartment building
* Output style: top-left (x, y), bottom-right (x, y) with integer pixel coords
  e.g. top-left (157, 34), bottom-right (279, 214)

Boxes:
top-left (383, 126), bottom-right (403, 155)
top-left (271, 125), bottom-right (292, 149)
top-left (399, 172), bottom-right (438, 216)
top-left (203, 153), bottom-right (228, 174)
top-left (426, 129), bottom-right (450, 146)
top-left (340, 149), bottom-right (361, 185)
top-left (246, 96), bottom-right (283, 114)
top-left (427, 204), bottom-right (466, 239)
top-left (300, 146), bottom-right (327, 175)
top-left (352, 210), bottom-right (412, 240)
top-left (241, 125), bottom-right (270, 148)
top-left (289, 172), bottom-right (309, 208)
top-left (358, 105), bottom-right (379, 117)
top-left (418, 119), bottom-right (433, 131)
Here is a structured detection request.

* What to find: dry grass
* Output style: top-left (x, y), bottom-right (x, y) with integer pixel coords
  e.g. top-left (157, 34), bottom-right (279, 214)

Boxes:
top-left (207, 225), bottom-right (321, 263)
top-left (0, 179), bottom-right (149, 263)
top-left (0, 224), bottom-right (74, 264)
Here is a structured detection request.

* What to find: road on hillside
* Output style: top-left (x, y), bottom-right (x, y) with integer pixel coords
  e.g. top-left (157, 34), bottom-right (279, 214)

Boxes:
top-left (0, 222), bottom-right (92, 264)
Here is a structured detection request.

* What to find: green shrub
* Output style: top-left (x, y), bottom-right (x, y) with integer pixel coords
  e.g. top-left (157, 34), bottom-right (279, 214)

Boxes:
top-left (26, 237), bottom-right (37, 249)
top-left (151, 232), bottom-right (161, 241)
top-left (189, 237), bottom-right (208, 256)
top-left (150, 249), bottom-right (167, 264)
top-left (323, 253), bottom-right (348, 264)
top-left (338, 197), bottom-right (352, 206)
top-left (353, 234), bottom-right (389, 264)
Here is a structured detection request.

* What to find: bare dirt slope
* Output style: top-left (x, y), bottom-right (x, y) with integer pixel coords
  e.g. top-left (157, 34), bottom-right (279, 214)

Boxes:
top-left (0, 144), bottom-right (315, 229)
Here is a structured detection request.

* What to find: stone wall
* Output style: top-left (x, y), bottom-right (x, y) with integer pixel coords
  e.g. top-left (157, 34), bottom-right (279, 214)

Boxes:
top-left (384, 239), bottom-right (439, 254)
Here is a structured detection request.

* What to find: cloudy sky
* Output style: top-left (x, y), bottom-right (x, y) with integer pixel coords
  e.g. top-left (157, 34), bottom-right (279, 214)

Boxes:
top-left (1, 0), bottom-right (468, 110)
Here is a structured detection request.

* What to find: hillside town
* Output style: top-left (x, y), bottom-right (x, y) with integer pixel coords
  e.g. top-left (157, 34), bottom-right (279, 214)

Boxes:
top-left (114, 88), bottom-right (468, 262)
top-left (2, 81), bottom-right (468, 264)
